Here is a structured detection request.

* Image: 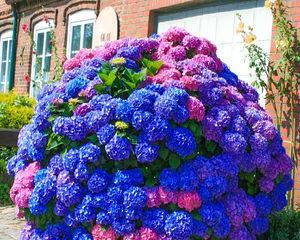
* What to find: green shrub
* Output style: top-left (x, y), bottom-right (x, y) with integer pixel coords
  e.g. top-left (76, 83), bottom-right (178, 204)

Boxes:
top-left (266, 209), bottom-right (300, 240)
top-left (0, 91), bottom-right (35, 129)
top-left (0, 146), bottom-right (17, 206)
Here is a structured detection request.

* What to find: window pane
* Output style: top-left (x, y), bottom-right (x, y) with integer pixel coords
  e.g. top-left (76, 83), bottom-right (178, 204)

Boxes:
top-left (2, 41), bottom-right (8, 61)
top-left (43, 56), bottom-right (51, 75)
top-left (45, 32), bottom-right (52, 54)
top-left (36, 32), bottom-right (44, 55)
top-left (83, 23), bottom-right (93, 49)
top-left (71, 25), bottom-right (81, 56)
top-left (1, 62), bottom-right (6, 82)
top-left (34, 57), bottom-right (42, 80)
top-left (8, 40), bottom-right (12, 59)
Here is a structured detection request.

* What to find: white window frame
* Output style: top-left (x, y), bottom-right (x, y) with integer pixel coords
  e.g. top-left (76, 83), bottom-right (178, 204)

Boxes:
top-left (0, 30), bottom-right (13, 93)
top-left (67, 10), bottom-right (96, 58)
top-left (30, 20), bottom-right (54, 97)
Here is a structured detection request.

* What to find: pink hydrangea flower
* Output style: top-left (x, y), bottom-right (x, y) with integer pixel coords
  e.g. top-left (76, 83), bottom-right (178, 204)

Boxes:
top-left (92, 225), bottom-right (118, 240)
top-left (196, 38), bottom-right (217, 55)
top-left (167, 46), bottom-right (186, 61)
top-left (10, 162), bottom-right (41, 217)
top-left (158, 187), bottom-right (177, 205)
top-left (162, 27), bottom-right (189, 43)
top-left (187, 96), bottom-right (205, 122)
top-left (177, 191), bottom-right (202, 212)
top-left (182, 35), bottom-right (201, 49)
top-left (63, 58), bottom-right (81, 71)
top-left (152, 67), bottom-right (181, 84)
top-left (75, 48), bottom-right (95, 62)
top-left (192, 54), bottom-right (219, 72)
top-left (140, 227), bottom-right (159, 240)
top-left (181, 76), bottom-right (200, 91)
top-left (124, 233), bottom-right (141, 240)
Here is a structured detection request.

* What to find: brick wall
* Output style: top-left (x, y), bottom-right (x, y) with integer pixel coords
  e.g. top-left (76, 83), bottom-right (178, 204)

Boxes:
top-left (267, 0), bottom-right (300, 205)
top-left (1, 0), bottom-right (299, 201)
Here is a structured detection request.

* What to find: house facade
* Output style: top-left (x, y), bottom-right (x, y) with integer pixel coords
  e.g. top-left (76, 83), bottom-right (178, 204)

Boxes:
top-left (0, 0), bottom-right (299, 201)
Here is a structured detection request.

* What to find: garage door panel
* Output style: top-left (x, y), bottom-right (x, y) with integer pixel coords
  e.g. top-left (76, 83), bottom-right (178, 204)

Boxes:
top-left (157, 0), bottom-right (272, 102)
top-left (216, 13), bottom-right (235, 44)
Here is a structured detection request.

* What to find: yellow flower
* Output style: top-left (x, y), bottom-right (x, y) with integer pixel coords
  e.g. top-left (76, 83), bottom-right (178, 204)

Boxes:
top-left (115, 121), bottom-right (129, 130)
top-left (236, 22), bottom-right (245, 33)
top-left (264, 0), bottom-right (273, 9)
top-left (68, 98), bottom-right (79, 104)
top-left (244, 33), bottom-right (257, 44)
top-left (111, 57), bottom-right (126, 65)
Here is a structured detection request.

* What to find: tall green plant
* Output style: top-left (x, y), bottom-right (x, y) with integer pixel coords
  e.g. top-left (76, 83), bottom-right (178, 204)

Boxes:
top-left (237, 0), bottom-right (299, 205)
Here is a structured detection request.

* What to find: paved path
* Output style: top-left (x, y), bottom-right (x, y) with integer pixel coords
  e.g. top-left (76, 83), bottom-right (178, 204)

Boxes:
top-left (0, 206), bottom-right (25, 240)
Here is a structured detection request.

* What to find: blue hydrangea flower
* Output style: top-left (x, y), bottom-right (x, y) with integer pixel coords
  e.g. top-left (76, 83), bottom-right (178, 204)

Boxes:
top-left (193, 220), bottom-right (208, 238)
top-left (248, 217), bottom-right (269, 235)
top-left (144, 116), bottom-right (171, 142)
top-left (112, 219), bottom-right (136, 235)
top-left (74, 162), bottom-right (90, 182)
top-left (116, 100), bottom-right (134, 123)
top-left (128, 89), bottom-right (158, 111)
top-left (166, 127), bottom-right (196, 158)
top-left (66, 77), bottom-right (88, 98)
top-left (63, 149), bottom-right (79, 172)
top-left (178, 163), bottom-right (199, 191)
top-left (74, 203), bottom-right (96, 223)
top-left (88, 169), bottom-right (110, 193)
top-left (96, 211), bottom-right (111, 225)
top-left (117, 46), bottom-right (142, 60)
top-left (96, 124), bottom-right (116, 145)
top-left (159, 168), bottom-right (179, 191)
top-left (212, 216), bottom-right (231, 239)
top-left (131, 111), bottom-right (153, 131)
top-left (220, 131), bottom-right (247, 154)
top-left (85, 110), bottom-right (110, 132)
top-left (105, 136), bottom-right (132, 161)
top-left (254, 193), bottom-right (273, 217)
top-left (135, 142), bottom-right (159, 163)
top-left (79, 143), bottom-right (101, 163)
top-left (142, 208), bottom-right (168, 235)
top-left (163, 87), bottom-right (189, 105)
top-left (47, 154), bottom-right (64, 175)
top-left (202, 176), bottom-right (227, 198)
top-left (123, 186), bottom-right (147, 209)
top-left (154, 95), bottom-right (179, 120)
top-left (90, 94), bottom-right (112, 110)
top-left (57, 182), bottom-right (83, 207)
top-left (113, 169), bottom-right (144, 187)
top-left (199, 203), bottom-right (226, 227)
top-left (72, 227), bottom-right (93, 240)
top-left (164, 211), bottom-right (193, 240)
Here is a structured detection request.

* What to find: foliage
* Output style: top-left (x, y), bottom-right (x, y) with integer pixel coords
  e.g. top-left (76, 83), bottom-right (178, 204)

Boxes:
top-left (266, 209), bottom-right (300, 240)
top-left (237, 0), bottom-right (299, 205)
top-left (0, 146), bottom-right (17, 206)
top-left (0, 91), bottom-right (35, 129)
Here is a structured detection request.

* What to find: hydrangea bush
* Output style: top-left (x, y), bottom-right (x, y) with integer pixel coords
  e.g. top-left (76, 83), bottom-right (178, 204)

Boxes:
top-left (8, 28), bottom-right (293, 240)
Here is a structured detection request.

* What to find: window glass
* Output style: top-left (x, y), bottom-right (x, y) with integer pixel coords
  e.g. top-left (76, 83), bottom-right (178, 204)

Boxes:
top-left (30, 20), bottom-right (54, 97)
top-left (71, 25), bottom-right (81, 57)
top-left (36, 32), bottom-right (44, 56)
top-left (67, 10), bottom-right (96, 58)
top-left (0, 30), bottom-right (12, 93)
top-left (83, 23), bottom-right (93, 49)
top-left (45, 32), bottom-right (52, 54)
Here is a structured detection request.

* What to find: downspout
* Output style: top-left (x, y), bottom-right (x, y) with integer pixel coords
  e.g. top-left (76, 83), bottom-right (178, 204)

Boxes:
top-left (8, 8), bottom-right (17, 91)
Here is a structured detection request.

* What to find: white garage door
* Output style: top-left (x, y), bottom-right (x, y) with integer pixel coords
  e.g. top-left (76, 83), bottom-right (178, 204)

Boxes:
top-left (157, 0), bottom-right (273, 90)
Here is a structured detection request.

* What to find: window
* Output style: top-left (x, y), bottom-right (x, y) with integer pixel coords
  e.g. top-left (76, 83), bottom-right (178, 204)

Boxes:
top-left (30, 20), bottom-right (54, 97)
top-left (67, 10), bottom-right (96, 58)
top-left (0, 30), bottom-right (12, 93)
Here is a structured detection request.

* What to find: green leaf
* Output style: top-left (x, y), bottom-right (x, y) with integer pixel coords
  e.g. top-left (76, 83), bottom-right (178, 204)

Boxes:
top-left (168, 153), bottom-right (181, 169)
top-left (159, 147), bottom-right (170, 160)
top-left (94, 84), bottom-right (107, 94)
top-left (205, 141), bottom-right (217, 153)
top-left (142, 58), bottom-right (163, 76)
